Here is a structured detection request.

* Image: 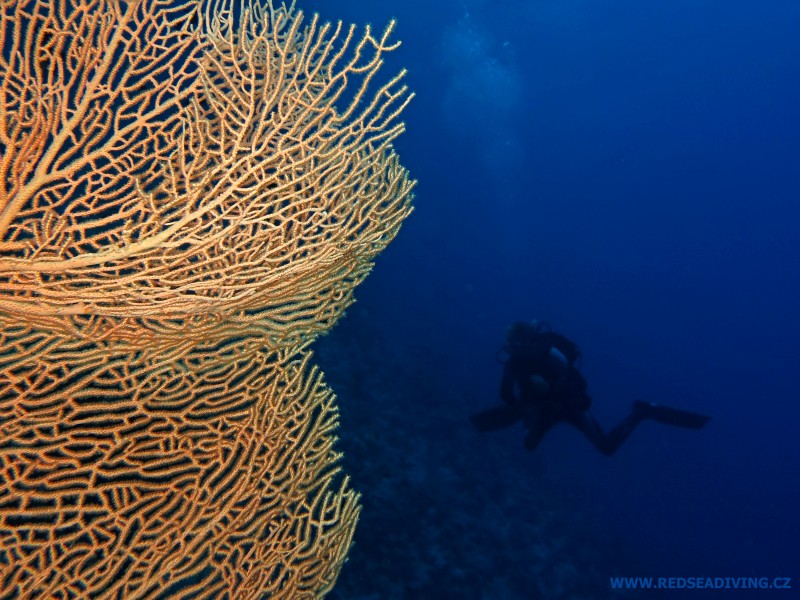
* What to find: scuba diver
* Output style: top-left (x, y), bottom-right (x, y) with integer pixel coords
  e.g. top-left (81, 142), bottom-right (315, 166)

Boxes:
top-left (470, 321), bottom-right (710, 454)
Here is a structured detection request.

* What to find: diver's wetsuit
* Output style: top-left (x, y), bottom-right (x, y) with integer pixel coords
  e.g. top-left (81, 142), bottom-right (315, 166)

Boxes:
top-left (499, 334), bottom-right (645, 455)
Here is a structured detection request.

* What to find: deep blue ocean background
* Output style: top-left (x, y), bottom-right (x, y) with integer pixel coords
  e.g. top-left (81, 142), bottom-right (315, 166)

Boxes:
top-left (300, 0), bottom-right (798, 598)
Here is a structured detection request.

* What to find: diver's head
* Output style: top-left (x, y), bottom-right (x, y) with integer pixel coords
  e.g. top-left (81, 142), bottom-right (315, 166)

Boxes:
top-left (506, 320), bottom-right (539, 349)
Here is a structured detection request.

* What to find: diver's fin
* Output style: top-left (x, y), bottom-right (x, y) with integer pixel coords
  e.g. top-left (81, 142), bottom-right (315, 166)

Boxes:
top-left (470, 405), bottom-right (522, 432)
top-left (634, 400), bottom-right (711, 430)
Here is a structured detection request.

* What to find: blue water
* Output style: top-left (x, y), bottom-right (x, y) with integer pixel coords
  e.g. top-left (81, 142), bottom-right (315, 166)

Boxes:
top-left (305, 0), bottom-right (800, 597)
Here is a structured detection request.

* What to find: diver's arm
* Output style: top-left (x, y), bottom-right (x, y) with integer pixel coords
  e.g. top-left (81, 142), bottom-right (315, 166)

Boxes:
top-left (548, 346), bottom-right (568, 387)
top-left (500, 362), bottom-right (517, 405)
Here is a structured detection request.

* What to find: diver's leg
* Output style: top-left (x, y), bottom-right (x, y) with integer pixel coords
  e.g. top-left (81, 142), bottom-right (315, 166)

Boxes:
top-left (522, 408), bottom-right (554, 451)
top-left (568, 411), bottom-right (646, 456)
top-left (470, 404), bottom-right (523, 432)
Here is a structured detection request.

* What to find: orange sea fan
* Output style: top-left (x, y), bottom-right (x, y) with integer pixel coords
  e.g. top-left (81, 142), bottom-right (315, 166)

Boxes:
top-left (0, 1), bottom-right (413, 597)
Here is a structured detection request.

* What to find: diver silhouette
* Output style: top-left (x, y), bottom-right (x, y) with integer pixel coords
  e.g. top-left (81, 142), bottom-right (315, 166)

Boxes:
top-left (470, 321), bottom-right (710, 454)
